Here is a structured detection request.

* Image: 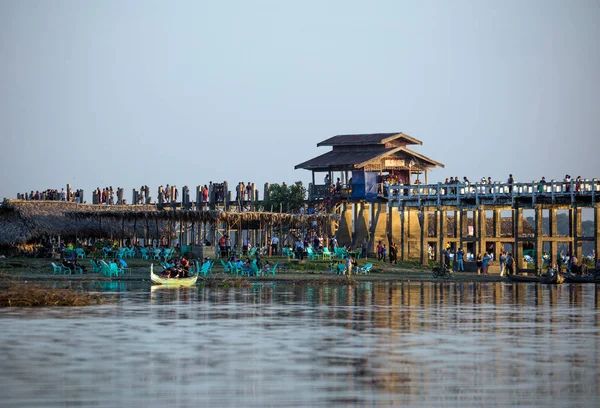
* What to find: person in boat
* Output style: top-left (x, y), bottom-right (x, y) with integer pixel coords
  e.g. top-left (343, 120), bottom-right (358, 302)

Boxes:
top-left (178, 255), bottom-right (190, 277)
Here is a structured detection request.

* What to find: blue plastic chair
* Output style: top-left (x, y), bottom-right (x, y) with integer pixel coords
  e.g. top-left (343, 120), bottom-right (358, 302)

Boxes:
top-left (51, 262), bottom-right (65, 275)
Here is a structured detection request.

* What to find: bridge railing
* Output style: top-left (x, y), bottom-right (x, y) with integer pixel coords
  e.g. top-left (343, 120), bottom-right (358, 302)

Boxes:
top-left (387, 179), bottom-right (599, 205)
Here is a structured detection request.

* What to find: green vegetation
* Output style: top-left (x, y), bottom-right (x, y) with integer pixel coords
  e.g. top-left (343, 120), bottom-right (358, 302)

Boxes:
top-left (262, 181), bottom-right (307, 213)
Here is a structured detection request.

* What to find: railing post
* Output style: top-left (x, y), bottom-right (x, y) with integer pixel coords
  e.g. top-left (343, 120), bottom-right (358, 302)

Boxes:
top-left (475, 183), bottom-right (479, 206)
top-left (437, 183), bottom-right (441, 208)
top-left (551, 180), bottom-right (556, 203)
top-left (532, 181), bottom-right (536, 205)
top-left (592, 179), bottom-right (596, 205)
top-left (456, 183), bottom-right (460, 206)
top-left (570, 180), bottom-right (575, 205)
top-left (417, 185), bottom-right (421, 208)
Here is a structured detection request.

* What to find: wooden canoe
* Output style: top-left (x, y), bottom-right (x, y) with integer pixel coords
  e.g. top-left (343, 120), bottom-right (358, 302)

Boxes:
top-left (563, 272), bottom-right (599, 284)
top-left (150, 264), bottom-right (198, 287)
top-left (507, 274), bottom-right (539, 283)
top-left (539, 271), bottom-right (564, 285)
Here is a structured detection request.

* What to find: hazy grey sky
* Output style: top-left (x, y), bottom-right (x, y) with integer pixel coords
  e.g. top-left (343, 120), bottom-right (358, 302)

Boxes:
top-left (1, 0), bottom-right (599, 201)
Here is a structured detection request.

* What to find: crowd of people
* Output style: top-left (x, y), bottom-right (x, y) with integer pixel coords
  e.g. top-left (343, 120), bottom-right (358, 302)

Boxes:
top-left (19, 188), bottom-right (85, 203)
top-left (93, 186), bottom-right (127, 205)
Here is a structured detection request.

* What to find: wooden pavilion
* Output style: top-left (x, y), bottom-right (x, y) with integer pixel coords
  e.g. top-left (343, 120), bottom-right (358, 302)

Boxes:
top-left (295, 132), bottom-right (444, 201)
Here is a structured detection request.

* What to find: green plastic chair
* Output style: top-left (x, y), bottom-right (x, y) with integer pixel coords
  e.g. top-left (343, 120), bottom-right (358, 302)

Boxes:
top-left (321, 248), bottom-right (333, 260)
top-left (251, 261), bottom-right (262, 276)
top-left (267, 262), bottom-right (278, 276)
top-left (110, 262), bottom-right (124, 277)
top-left (90, 260), bottom-right (102, 273)
top-left (336, 263), bottom-right (346, 275)
top-left (228, 262), bottom-right (240, 275)
top-left (283, 248), bottom-right (295, 259)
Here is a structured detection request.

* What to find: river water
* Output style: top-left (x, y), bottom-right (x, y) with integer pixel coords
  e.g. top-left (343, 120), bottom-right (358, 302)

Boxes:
top-left (0, 281), bottom-right (598, 407)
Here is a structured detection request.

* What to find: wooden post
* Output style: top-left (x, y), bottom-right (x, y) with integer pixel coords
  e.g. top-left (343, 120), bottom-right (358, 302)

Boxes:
top-left (595, 204), bottom-right (600, 266)
top-left (574, 207), bottom-right (582, 260)
top-left (513, 208), bottom-right (521, 271)
top-left (535, 205), bottom-right (543, 272)
top-left (419, 208), bottom-right (427, 266)
top-left (400, 204), bottom-right (405, 261)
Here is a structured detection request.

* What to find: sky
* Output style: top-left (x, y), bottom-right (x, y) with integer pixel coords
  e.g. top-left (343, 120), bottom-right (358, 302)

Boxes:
top-left (1, 0), bottom-right (599, 202)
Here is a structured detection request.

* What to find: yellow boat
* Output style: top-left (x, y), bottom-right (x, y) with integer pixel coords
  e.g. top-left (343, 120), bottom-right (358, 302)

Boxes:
top-left (150, 264), bottom-right (198, 287)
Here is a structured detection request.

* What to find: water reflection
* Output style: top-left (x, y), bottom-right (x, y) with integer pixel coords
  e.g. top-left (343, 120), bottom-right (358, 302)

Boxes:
top-left (0, 282), bottom-right (598, 407)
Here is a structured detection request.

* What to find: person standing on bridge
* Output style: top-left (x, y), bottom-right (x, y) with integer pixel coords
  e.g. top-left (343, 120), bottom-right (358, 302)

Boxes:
top-left (507, 174), bottom-right (514, 193)
top-left (538, 177), bottom-right (547, 195)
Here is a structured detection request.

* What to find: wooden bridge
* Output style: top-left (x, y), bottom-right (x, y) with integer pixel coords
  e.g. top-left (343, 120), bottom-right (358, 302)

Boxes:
top-left (369, 179), bottom-right (600, 272)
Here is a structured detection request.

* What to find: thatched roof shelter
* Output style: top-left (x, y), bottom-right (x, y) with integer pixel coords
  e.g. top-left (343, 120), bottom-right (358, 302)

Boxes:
top-left (0, 200), bottom-right (340, 245)
top-left (0, 200), bottom-right (159, 245)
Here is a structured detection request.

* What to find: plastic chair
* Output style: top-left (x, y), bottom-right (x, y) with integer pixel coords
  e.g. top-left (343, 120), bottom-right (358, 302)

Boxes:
top-left (90, 260), bottom-right (102, 273)
top-left (75, 248), bottom-right (86, 259)
top-left (336, 263), bottom-right (346, 275)
top-left (51, 262), bottom-right (65, 275)
top-left (220, 259), bottom-right (230, 273)
top-left (358, 263), bottom-right (373, 274)
top-left (251, 261), bottom-right (262, 276)
top-left (321, 248), bottom-right (333, 260)
top-left (153, 249), bottom-right (162, 260)
top-left (100, 261), bottom-right (117, 277)
top-left (283, 248), bottom-right (295, 259)
top-left (140, 248), bottom-right (149, 259)
top-left (267, 262), bottom-right (278, 276)
top-left (110, 262), bottom-right (124, 277)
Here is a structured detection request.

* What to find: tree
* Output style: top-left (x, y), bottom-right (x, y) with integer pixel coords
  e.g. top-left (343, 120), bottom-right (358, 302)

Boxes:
top-left (263, 182), bottom-right (306, 213)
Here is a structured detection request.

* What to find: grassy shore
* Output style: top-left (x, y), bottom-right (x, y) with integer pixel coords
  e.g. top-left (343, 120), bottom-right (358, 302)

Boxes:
top-left (0, 255), bottom-right (505, 283)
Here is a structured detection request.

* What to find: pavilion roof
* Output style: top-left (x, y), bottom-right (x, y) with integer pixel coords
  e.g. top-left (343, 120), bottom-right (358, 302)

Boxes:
top-left (294, 146), bottom-right (444, 171)
top-left (317, 132), bottom-right (422, 147)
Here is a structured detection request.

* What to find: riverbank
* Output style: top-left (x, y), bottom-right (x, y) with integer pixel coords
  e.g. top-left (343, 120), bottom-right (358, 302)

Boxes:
top-left (0, 256), bottom-right (508, 283)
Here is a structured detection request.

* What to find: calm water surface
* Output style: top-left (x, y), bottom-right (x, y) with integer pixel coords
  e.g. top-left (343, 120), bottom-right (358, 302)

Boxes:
top-left (0, 281), bottom-right (599, 407)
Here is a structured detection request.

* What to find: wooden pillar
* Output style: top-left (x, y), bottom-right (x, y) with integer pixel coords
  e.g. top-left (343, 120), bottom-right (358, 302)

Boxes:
top-left (478, 209), bottom-right (487, 254)
top-left (458, 209), bottom-right (464, 250)
top-left (354, 202), bottom-right (370, 255)
top-left (387, 206), bottom-right (400, 249)
top-left (438, 209), bottom-right (445, 264)
top-left (550, 208), bottom-right (558, 262)
top-left (494, 209), bottom-right (501, 239)
top-left (514, 208), bottom-right (522, 270)
top-left (535, 205), bottom-right (543, 271)
top-left (595, 204), bottom-right (600, 265)
top-left (574, 207), bottom-right (582, 260)
top-left (420, 208), bottom-right (428, 266)
top-left (369, 202), bottom-right (388, 254)
top-left (336, 203), bottom-right (353, 248)
top-left (407, 208), bottom-right (421, 259)
top-left (435, 208), bottom-right (442, 261)
top-left (400, 205), bottom-right (405, 261)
